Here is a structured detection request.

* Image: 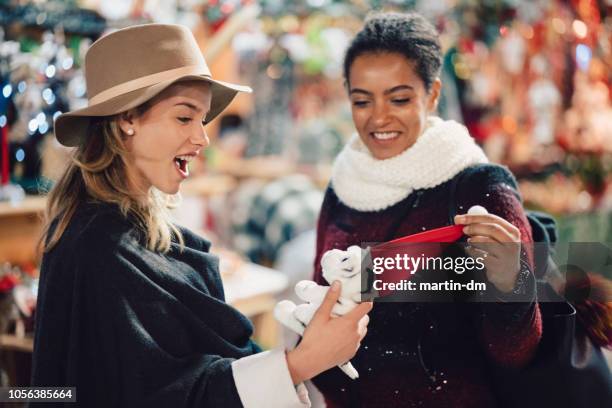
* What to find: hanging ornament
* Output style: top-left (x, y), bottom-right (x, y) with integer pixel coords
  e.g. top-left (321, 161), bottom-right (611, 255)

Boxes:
top-left (527, 56), bottom-right (561, 145)
top-left (206, 0), bottom-right (249, 33)
top-left (499, 26), bottom-right (526, 75)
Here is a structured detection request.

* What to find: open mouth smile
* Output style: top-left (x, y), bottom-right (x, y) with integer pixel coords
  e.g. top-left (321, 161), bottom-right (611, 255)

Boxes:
top-left (370, 131), bottom-right (401, 142)
top-left (173, 154), bottom-right (195, 178)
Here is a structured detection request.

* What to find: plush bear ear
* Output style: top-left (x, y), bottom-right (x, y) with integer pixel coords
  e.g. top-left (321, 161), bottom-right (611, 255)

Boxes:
top-left (345, 246), bottom-right (363, 269)
top-left (346, 246), bottom-right (361, 260)
top-left (321, 249), bottom-right (342, 268)
top-left (321, 249), bottom-right (344, 279)
top-left (347, 245), bottom-right (361, 253)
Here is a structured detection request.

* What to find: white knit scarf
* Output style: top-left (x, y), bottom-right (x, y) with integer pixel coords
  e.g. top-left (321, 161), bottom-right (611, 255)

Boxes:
top-left (331, 116), bottom-right (489, 212)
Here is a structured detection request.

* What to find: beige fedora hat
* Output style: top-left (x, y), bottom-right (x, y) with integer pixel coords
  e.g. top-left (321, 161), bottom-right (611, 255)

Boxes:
top-left (55, 23), bottom-right (251, 147)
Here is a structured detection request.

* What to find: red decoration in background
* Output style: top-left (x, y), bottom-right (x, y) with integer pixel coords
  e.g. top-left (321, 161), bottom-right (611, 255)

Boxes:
top-left (0, 274), bottom-right (20, 293)
top-left (208, 0), bottom-right (255, 33)
top-left (20, 263), bottom-right (38, 278)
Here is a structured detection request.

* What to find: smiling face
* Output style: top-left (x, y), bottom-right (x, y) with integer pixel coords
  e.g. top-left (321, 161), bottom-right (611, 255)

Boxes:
top-left (348, 52), bottom-right (441, 160)
top-left (119, 81), bottom-right (212, 195)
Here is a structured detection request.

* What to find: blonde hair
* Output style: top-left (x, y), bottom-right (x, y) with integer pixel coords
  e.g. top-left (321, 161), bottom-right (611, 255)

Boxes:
top-left (40, 111), bottom-right (184, 254)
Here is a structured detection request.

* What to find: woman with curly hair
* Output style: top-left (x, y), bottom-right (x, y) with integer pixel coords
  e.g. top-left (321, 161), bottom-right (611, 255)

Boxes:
top-left (311, 12), bottom-right (542, 407)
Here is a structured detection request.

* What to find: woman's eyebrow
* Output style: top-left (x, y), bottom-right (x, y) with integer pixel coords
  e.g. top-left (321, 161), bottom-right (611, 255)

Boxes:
top-left (384, 85), bottom-right (415, 94)
top-left (349, 88), bottom-right (372, 96)
top-left (174, 102), bottom-right (203, 112)
top-left (349, 84), bottom-right (415, 96)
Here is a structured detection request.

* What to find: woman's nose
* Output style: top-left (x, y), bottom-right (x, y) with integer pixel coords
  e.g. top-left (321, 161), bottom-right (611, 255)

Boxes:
top-left (190, 126), bottom-right (210, 147)
top-left (371, 103), bottom-right (390, 126)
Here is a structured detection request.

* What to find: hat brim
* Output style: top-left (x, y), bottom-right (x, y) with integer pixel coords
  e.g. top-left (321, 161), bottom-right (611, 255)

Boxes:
top-left (55, 75), bottom-right (252, 147)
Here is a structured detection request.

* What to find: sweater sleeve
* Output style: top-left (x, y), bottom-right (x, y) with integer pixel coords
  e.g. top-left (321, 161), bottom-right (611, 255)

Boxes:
top-left (456, 165), bottom-right (543, 369)
top-left (232, 349), bottom-right (311, 408)
top-left (313, 187), bottom-right (336, 285)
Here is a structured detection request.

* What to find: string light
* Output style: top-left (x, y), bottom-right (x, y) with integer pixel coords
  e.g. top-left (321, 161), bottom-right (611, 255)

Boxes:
top-left (266, 64), bottom-right (283, 79)
top-left (2, 84), bottom-right (12, 98)
top-left (45, 64), bottom-right (56, 78)
top-left (15, 149), bottom-right (25, 162)
top-left (576, 44), bottom-right (592, 71)
top-left (28, 119), bottom-right (38, 134)
top-left (61, 57), bottom-right (74, 70)
top-left (36, 112), bottom-right (46, 124)
top-left (572, 20), bottom-right (587, 39)
top-left (42, 88), bottom-right (56, 105)
top-left (39, 121), bottom-right (49, 134)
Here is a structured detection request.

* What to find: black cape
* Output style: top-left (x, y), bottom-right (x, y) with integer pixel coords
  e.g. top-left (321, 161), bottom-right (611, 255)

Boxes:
top-left (31, 201), bottom-right (260, 407)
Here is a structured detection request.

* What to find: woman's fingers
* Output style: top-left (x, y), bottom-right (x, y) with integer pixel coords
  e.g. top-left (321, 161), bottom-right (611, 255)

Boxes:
top-left (456, 215), bottom-right (521, 243)
top-left (467, 235), bottom-right (514, 258)
top-left (467, 235), bottom-right (496, 244)
top-left (466, 235), bottom-right (497, 258)
top-left (463, 223), bottom-right (509, 243)
top-left (456, 213), bottom-right (516, 233)
top-left (310, 281), bottom-right (341, 324)
top-left (456, 213), bottom-right (520, 236)
top-left (345, 301), bottom-right (373, 321)
top-left (465, 244), bottom-right (494, 264)
top-left (455, 214), bottom-right (522, 293)
top-left (357, 314), bottom-right (369, 337)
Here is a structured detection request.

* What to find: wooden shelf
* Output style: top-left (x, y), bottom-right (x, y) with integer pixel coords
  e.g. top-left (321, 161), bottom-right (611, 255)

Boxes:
top-left (0, 334), bottom-right (34, 353)
top-left (0, 196), bottom-right (47, 264)
top-left (0, 196), bottom-right (46, 218)
top-left (180, 174), bottom-right (237, 197)
top-left (213, 156), bottom-right (297, 180)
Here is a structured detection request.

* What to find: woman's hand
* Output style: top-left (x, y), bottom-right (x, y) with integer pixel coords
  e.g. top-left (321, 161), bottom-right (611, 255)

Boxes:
top-left (286, 281), bottom-right (372, 384)
top-left (454, 213), bottom-right (521, 293)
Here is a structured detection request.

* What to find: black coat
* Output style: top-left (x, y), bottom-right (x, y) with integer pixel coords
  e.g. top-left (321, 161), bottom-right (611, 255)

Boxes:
top-left (31, 201), bottom-right (259, 407)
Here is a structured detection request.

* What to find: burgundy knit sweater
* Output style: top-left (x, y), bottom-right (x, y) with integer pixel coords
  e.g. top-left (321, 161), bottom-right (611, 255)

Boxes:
top-left (312, 164), bottom-right (543, 408)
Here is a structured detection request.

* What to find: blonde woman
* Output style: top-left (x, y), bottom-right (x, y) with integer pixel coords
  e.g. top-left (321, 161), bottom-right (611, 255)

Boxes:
top-left (32, 24), bottom-right (371, 408)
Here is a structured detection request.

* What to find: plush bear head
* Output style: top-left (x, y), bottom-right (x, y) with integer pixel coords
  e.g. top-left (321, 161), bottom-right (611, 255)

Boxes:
top-left (321, 245), bottom-right (362, 285)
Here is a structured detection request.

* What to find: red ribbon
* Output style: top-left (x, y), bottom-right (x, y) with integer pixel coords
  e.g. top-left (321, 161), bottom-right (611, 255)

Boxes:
top-left (369, 225), bottom-right (465, 296)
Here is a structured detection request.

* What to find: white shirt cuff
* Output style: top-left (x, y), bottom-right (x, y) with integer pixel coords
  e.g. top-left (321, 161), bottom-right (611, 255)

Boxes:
top-left (231, 349), bottom-right (311, 408)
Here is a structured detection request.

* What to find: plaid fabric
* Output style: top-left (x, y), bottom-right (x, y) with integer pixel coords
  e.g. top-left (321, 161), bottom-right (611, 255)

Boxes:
top-left (230, 175), bottom-right (323, 263)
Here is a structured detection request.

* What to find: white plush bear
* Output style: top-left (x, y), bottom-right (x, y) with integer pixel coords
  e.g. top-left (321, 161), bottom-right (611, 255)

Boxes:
top-left (274, 245), bottom-right (366, 379)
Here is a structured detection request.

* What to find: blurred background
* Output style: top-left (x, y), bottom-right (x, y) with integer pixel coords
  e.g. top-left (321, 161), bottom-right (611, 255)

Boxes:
top-left (0, 0), bottom-right (610, 390)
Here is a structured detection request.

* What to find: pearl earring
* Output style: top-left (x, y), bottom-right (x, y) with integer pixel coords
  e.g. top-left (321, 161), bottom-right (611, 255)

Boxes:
top-left (127, 129), bottom-right (134, 135)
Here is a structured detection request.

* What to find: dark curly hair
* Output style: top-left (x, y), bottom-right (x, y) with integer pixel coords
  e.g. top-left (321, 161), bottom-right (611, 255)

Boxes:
top-left (343, 12), bottom-right (442, 91)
